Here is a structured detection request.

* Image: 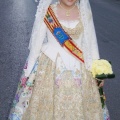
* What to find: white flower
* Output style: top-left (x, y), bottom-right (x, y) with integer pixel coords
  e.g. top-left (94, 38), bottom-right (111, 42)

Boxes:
top-left (91, 59), bottom-right (113, 78)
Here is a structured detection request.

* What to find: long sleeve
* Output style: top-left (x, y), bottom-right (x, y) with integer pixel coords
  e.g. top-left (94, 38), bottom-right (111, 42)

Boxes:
top-left (89, 16), bottom-right (100, 61)
top-left (24, 21), bottom-right (47, 77)
top-left (86, 17), bottom-right (100, 70)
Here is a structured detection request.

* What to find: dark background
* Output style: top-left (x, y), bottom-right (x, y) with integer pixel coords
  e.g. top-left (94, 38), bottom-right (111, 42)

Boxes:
top-left (0, 0), bottom-right (120, 120)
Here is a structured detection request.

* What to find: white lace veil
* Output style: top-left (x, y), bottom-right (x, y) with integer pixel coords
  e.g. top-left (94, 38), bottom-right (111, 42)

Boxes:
top-left (25, 0), bottom-right (100, 77)
top-left (28, 0), bottom-right (52, 49)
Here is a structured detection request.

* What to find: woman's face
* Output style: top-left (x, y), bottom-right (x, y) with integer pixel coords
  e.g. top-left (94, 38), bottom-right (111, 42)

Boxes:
top-left (60, 0), bottom-right (78, 7)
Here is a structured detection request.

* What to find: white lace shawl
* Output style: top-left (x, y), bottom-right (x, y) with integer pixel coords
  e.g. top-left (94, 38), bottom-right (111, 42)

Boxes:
top-left (25, 0), bottom-right (100, 77)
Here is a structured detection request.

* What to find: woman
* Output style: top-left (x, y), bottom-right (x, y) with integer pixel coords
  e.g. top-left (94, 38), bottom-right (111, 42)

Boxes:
top-left (9, 0), bottom-right (110, 119)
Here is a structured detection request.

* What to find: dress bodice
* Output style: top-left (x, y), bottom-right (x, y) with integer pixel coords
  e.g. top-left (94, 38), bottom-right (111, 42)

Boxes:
top-left (40, 3), bottom-right (85, 71)
top-left (61, 20), bottom-right (84, 40)
top-left (41, 19), bottom-right (84, 71)
top-left (60, 19), bottom-right (84, 47)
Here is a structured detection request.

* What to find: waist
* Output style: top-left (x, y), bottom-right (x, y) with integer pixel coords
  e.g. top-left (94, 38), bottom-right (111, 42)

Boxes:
top-left (41, 43), bottom-right (81, 71)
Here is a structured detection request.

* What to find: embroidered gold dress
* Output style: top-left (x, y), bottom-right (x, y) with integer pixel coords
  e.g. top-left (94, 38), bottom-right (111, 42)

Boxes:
top-left (8, 4), bottom-right (110, 120)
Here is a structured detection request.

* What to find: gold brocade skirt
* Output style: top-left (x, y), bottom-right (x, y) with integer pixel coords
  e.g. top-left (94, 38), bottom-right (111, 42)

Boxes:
top-left (21, 52), bottom-right (104, 120)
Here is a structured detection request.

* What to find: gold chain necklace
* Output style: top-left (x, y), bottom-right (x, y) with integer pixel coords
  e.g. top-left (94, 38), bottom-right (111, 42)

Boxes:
top-left (59, 3), bottom-right (76, 17)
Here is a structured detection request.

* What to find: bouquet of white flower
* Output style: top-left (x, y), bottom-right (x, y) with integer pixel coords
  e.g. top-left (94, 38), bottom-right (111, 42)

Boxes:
top-left (91, 59), bottom-right (115, 79)
top-left (91, 59), bottom-right (115, 108)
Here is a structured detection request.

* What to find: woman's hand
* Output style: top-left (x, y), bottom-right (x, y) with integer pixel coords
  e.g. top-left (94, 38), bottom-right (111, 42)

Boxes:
top-left (98, 80), bottom-right (104, 87)
top-left (96, 79), bottom-right (104, 87)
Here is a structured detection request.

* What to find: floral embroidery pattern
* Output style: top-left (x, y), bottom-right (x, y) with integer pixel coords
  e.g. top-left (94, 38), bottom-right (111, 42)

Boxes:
top-left (20, 77), bottom-right (28, 88)
top-left (9, 53), bottom-right (110, 120)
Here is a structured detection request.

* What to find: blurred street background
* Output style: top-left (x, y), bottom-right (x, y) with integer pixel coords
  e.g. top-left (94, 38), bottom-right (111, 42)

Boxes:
top-left (0, 0), bottom-right (120, 119)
